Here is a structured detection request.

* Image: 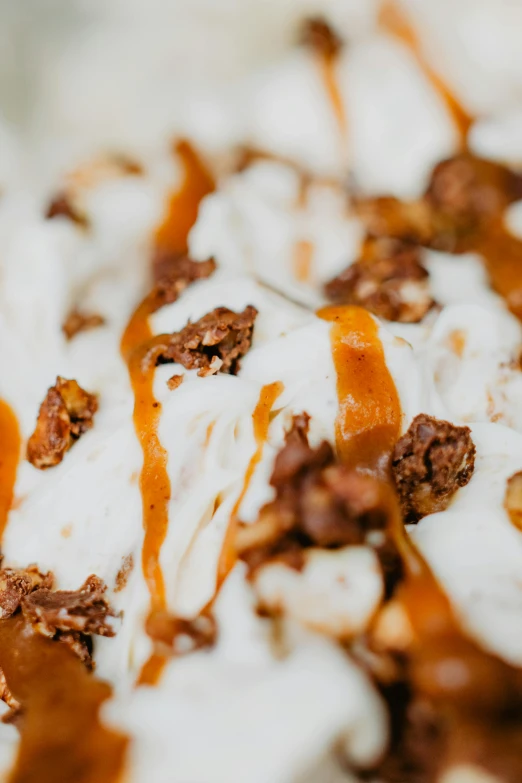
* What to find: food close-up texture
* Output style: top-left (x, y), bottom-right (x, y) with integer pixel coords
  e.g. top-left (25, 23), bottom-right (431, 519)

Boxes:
top-left (2, 0), bottom-right (522, 781)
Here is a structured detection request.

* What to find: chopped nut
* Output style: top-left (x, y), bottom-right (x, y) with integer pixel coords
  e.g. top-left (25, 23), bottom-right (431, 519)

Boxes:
top-left (237, 414), bottom-right (390, 573)
top-left (392, 414), bottom-right (476, 522)
top-left (152, 305), bottom-right (258, 376)
top-left (114, 554), bottom-right (134, 593)
top-left (325, 237), bottom-right (434, 323)
top-left (0, 564), bottom-right (53, 620)
top-left (300, 16), bottom-right (343, 58)
top-left (21, 574), bottom-right (117, 638)
top-left (27, 377), bottom-right (98, 469)
top-left (62, 309), bottom-right (105, 341)
top-left (504, 472), bottom-right (522, 531)
top-left (152, 253), bottom-right (216, 306)
top-left (166, 374), bottom-right (184, 391)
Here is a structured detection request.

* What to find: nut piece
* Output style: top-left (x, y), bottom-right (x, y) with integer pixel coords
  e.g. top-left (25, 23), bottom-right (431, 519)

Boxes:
top-left (236, 414), bottom-right (389, 573)
top-left (325, 237), bottom-right (434, 323)
top-left (153, 305), bottom-right (258, 376)
top-left (27, 377), bottom-right (98, 469)
top-left (152, 253), bottom-right (217, 306)
top-left (0, 564), bottom-right (53, 620)
top-left (392, 414), bottom-right (476, 522)
top-left (21, 574), bottom-right (117, 638)
top-left (62, 309), bottom-right (105, 341)
top-left (504, 472), bottom-right (522, 531)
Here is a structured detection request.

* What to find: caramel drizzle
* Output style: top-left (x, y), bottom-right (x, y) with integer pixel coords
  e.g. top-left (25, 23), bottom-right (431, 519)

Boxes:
top-left (379, 0), bottom-right (474, 149)
top-left (121, 141), bottom-right (215, 685)
top-left (217, 382), bottom-right (284, 587)
top-left (3, 616), bottom-right (127, 783)
top-left (292, 239), bottom-right (314, 284)
top-left (0, 400), bottom-right (20, 542)
top-left (318, 52), bottom-right (348, 159)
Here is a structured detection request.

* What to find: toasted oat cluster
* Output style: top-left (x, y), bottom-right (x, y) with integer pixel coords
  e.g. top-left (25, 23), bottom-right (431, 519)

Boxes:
top-left (27, 377), bottom-right (98, 469)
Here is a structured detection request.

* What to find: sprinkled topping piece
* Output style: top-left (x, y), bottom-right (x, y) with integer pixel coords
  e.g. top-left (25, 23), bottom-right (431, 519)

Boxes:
top-left (152, 253), bottom-right (216, 306)
top-left (154, 305), bottom-right (258, 376)
top-left (325, 237), bottom-right (434, 323)
top-left (0, 564), bottom-right (53, 620)
top-left (62, 309), bottom-right (106, 341)
top-left (236, 414), bottom-right (388, 573)
top-left (21, 574), bottom-right (117, 639)
top-left (27, 377), bottom-right (98, 470)
top-left (392, 414), bottom-right (476, 522)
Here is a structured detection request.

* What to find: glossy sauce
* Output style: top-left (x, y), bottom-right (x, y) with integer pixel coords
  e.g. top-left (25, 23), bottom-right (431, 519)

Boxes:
top-left (122, 141), bottom-right (215, 685)
top-left (318, 53), bottom-right (348, 159)
top-left (0, 400), bottom-right (20, 542)
top-left (474, 223), bottom-right (522, 321)
top-left (379, 0), bottom-right (473, 149)
top-left (217, 381), bottom-right (284, 586)
top-left (318, 305), bottom-right (402, 476)
top-left (2, 616), bottom-right (127, 783)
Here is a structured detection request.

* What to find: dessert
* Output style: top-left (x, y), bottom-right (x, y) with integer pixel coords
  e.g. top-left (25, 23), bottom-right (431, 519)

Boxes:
top-left (1, 1), bottom-right (522, 781)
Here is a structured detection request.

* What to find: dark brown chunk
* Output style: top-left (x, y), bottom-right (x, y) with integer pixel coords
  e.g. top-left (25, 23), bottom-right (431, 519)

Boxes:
top-left (392, 414), bottom-right (475, 522)
top-left (62, 309), bottom-right (105, 341)
top-left (153, 305), bottom-right (258, 376)
top-left (425, 153), bottom-right (522, 252)
top-left (56, 631), bottom-right (94, 671)
top-left (152, 253), bottom-right (216, 306)
top-left (0, 564), bottom-right (53, 620)
top-left (46, 192), bottom-right (88, 228)
top-left (114, 554), bottom-right (134, 593)
top-left (146, 609), bottom-right (216, 657)
top-left (166, 374), bottom-right (184, 391)
top-left (325, 237), bottom-right (434, 323)
top-left (236, 414), bottom-right (389, 573)
top-left (354, 196), bottom-right (433, 246)
top-left (300, 16), bottom-right (343, 58)
top-left (21, 574), bottom-right (117, 638)
top-left (27, 377), bottom-right (98, 469)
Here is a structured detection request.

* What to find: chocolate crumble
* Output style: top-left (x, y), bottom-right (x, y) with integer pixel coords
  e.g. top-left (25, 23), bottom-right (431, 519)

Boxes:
top-left (236, 414), bottom-right (389, 573)
top-left (0, 564), bottom-right (53, 620)
top-left (27, 377), bottom-right (98, 469)
top-left (114, 554), bottom-right (134, 593)
top-left (152, 305), bottom-right (258, 376)
top-left (152, 253), bottom-right (217, 306)
top-left (166, 374), bottom-right (184, 390)
top-left (325, 237), bottom-right (434, 323)
top-left (392, 414), bottom-right (476, 522)
top-left (21, 574), bottom-right (117, 639)
top-left (62, 309), bottom-right (106, 341)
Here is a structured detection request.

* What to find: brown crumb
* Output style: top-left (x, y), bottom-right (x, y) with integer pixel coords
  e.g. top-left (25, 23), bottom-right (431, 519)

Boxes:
top-left (354, 196), bottom-right (433, 246)
top-left (0, 564), bottom-right (53, 620)
top-left (27, 377), bottom-right (98, 470)
top-left (300, 16), bottom-right (343, 58)
top-left (167, 374), bottom-right (184, 391)
top-left (114, 554), bottom-right (134, 593)
top-left (152, 305), bottom-right (258, 376)
top-left (146, 609), bottom-right (216, 657)
top-left (236, 414), bottom-right (389, 573)
top-left (56, 630), bottom-right (94, 671)
top-left (62, 309), bottom-right (105, 341)
top-left (45, 192), bottom-right (88, 228)
top-left (21, 574), bottom-right (117, 638)
top-left (325, 236), bottom-right (434, 323)
top-left (392, 414), bottom-right (476, 523)
top-left (152, 253), bottom-right (216, 306)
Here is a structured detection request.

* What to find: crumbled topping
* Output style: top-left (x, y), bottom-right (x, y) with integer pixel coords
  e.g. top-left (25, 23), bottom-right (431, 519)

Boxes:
top-left (392, 414), bottom-right (476, 522)
top-left (354, 196), bottom-right (433, 246)
top-left (166, 374), bottom-right (184, 391)
top-left (325, 237), bottom-right (434, 323)
top-left (152, 305), bottom-right (258, 376)
top-left (504, 472), bottom-right (522, 531)
top-left (27, 377), bottom-right (98, 469)
top-left (300, 16), bottom-right (343, 58)
top-left (0, 564), bottom-right (53, 620)
top-left (152, 253), bottom-right (217, 306)
top-left (114, 554), bottom-right (134, 593)
top-left (21, 574), bottom-right (117, 639)
top-left (236, 414), bottom-right (389, 573)
top-left (56, 631), bottom-right (94, 671)
top-left (146, 610), bottom-right (216, 657)
top-left (45, 193), bottom-right (88, 228)
top-left (62, 309), bottom-right (106, 341)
